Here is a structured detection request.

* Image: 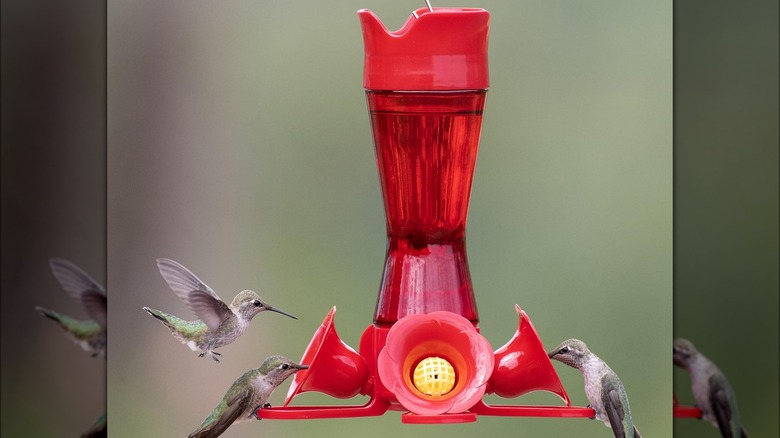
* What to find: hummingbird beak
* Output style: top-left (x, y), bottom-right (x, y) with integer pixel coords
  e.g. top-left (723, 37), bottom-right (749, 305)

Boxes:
top-left (294, 364), bottom-right (309, 370)
top-left (266, 306), bottom-right (298, 320)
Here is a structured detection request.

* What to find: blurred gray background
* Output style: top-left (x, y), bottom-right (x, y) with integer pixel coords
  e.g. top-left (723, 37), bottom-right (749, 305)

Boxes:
top-left (1, 0), bottom-right (105, 436)
top-left (108, 1), bottom-right (672, 437)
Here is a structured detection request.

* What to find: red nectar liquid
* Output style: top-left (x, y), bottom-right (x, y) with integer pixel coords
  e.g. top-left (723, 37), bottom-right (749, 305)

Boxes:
top-left (367, 90), bottom-right (487, 325)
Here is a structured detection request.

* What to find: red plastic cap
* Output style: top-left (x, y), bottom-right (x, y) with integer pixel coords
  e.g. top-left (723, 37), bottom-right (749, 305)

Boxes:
top-left (357, 8), bottom-right (490, 91)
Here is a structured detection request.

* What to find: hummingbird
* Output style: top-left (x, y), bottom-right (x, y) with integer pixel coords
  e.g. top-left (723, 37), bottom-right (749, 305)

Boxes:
top-left (143, 258), bottom-right (296, 362)
top-left (673, 338), bottom-right (749, 438)
top-left (35, 258), bottom-right (107, 356)
top-left (188, 355), bottom-right (308, 438)
top-left (549, 338), bottom-right (641, 438)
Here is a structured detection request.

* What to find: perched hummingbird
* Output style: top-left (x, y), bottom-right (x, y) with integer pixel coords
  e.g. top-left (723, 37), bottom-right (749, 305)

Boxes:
top-left (549, 339), bottom-right (641, 438)
top-left (143, 258), bottom-right (296, 362)
top-left (35, 258), bottom-right (107, 356)
top-left (673, 338), bottom-right (749, 438)
top-left (188, 355), bottom-right (308, 438)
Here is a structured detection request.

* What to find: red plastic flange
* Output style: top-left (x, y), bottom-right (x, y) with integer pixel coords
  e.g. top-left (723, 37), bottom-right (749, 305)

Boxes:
top-left (358, 8), bottom-right (489, 90)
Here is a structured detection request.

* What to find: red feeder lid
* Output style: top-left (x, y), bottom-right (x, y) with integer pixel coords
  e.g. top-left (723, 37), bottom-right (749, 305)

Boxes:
top-left (357, 7), bottom-right (490, 91)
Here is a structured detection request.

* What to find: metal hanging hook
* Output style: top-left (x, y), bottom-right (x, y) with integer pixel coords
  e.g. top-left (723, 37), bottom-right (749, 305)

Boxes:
top-left (413, 0), bottom-right (434, 19)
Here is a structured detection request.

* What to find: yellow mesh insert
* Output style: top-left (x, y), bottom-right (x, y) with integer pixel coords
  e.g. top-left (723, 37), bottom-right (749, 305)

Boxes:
top-left (413, 356), bottom-right (456, 397)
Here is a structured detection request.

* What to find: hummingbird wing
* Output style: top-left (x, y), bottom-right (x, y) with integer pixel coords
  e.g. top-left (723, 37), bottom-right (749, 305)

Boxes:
top-left (188, 290), bottom-right (233, 333)
top-left (49, 258), bottom-right (106, 309)
top-left (709, 374), bottom-right (739, 438)
top-left (601, 374), bottom-right (631, 438)
top-left (157, 258), bottom-right (220, 300)
top-left (188, 388), bottom-right (251, 438)
top-left (81, 290), bottom-right (107, 330)
top-left (157, 258), bottom-right (231, 331)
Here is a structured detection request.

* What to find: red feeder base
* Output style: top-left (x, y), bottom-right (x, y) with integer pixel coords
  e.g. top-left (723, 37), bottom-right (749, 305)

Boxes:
top-left (258, 306), bottom-right (596, 424)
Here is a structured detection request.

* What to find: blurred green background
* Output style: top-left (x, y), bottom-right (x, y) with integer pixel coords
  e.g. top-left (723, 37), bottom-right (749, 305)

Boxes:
top-left (673, 1), bottom-right (779, 437)
top-left (108, 1), bottom-right (671, 437)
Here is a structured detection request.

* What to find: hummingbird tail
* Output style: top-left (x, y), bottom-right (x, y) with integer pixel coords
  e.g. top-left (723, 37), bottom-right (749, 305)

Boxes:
top-left (633, 425), bottom-right (642, 438)
top-left (188, 424), bottom-right (222, 438)
top-left (142, 307), bottom-right (173, 324)
top-left (36, 306), bottom-right (64, 322)
top-left (35, 306), bottom-right (81, 331)
top-left (143, 307), bottom-right (182, 333)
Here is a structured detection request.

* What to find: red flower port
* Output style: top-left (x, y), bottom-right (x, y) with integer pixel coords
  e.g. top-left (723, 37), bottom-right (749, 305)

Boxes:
top-left (377, 311), bottom-right (494, 416)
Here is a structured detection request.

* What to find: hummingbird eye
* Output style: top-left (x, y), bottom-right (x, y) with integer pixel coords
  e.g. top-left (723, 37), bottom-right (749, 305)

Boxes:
top-left (559, 347), bottom-right (570, 354)
top-left (253, 300), bottom-right (262, 307)
top-left (281, 363), bottom-right (289, 370)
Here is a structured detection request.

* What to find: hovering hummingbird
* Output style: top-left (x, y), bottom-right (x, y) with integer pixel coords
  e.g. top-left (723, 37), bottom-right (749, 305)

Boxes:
top-left (673, 338), bottom-right (749, 438)
top-left (143, 258), bottom-right (296, 362)
top-left (35, 258), bottom-right (107, 357)
top-left (549, 338), bottom-right (641, 438)
top-left (188, 355), bottom-right (308, 438)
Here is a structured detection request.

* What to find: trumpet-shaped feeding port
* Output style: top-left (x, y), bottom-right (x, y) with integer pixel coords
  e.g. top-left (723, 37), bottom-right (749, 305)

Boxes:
top-left (377, 311), bottom-right (494, 415)
top-left (284, 307), bottom-right (369, 405)
top-left (489, 305), bottom-right (569, 403)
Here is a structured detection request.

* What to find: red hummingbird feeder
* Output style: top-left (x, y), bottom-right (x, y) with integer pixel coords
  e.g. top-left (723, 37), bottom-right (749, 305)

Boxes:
top-left (259, 5), bottom-right (595, 424)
